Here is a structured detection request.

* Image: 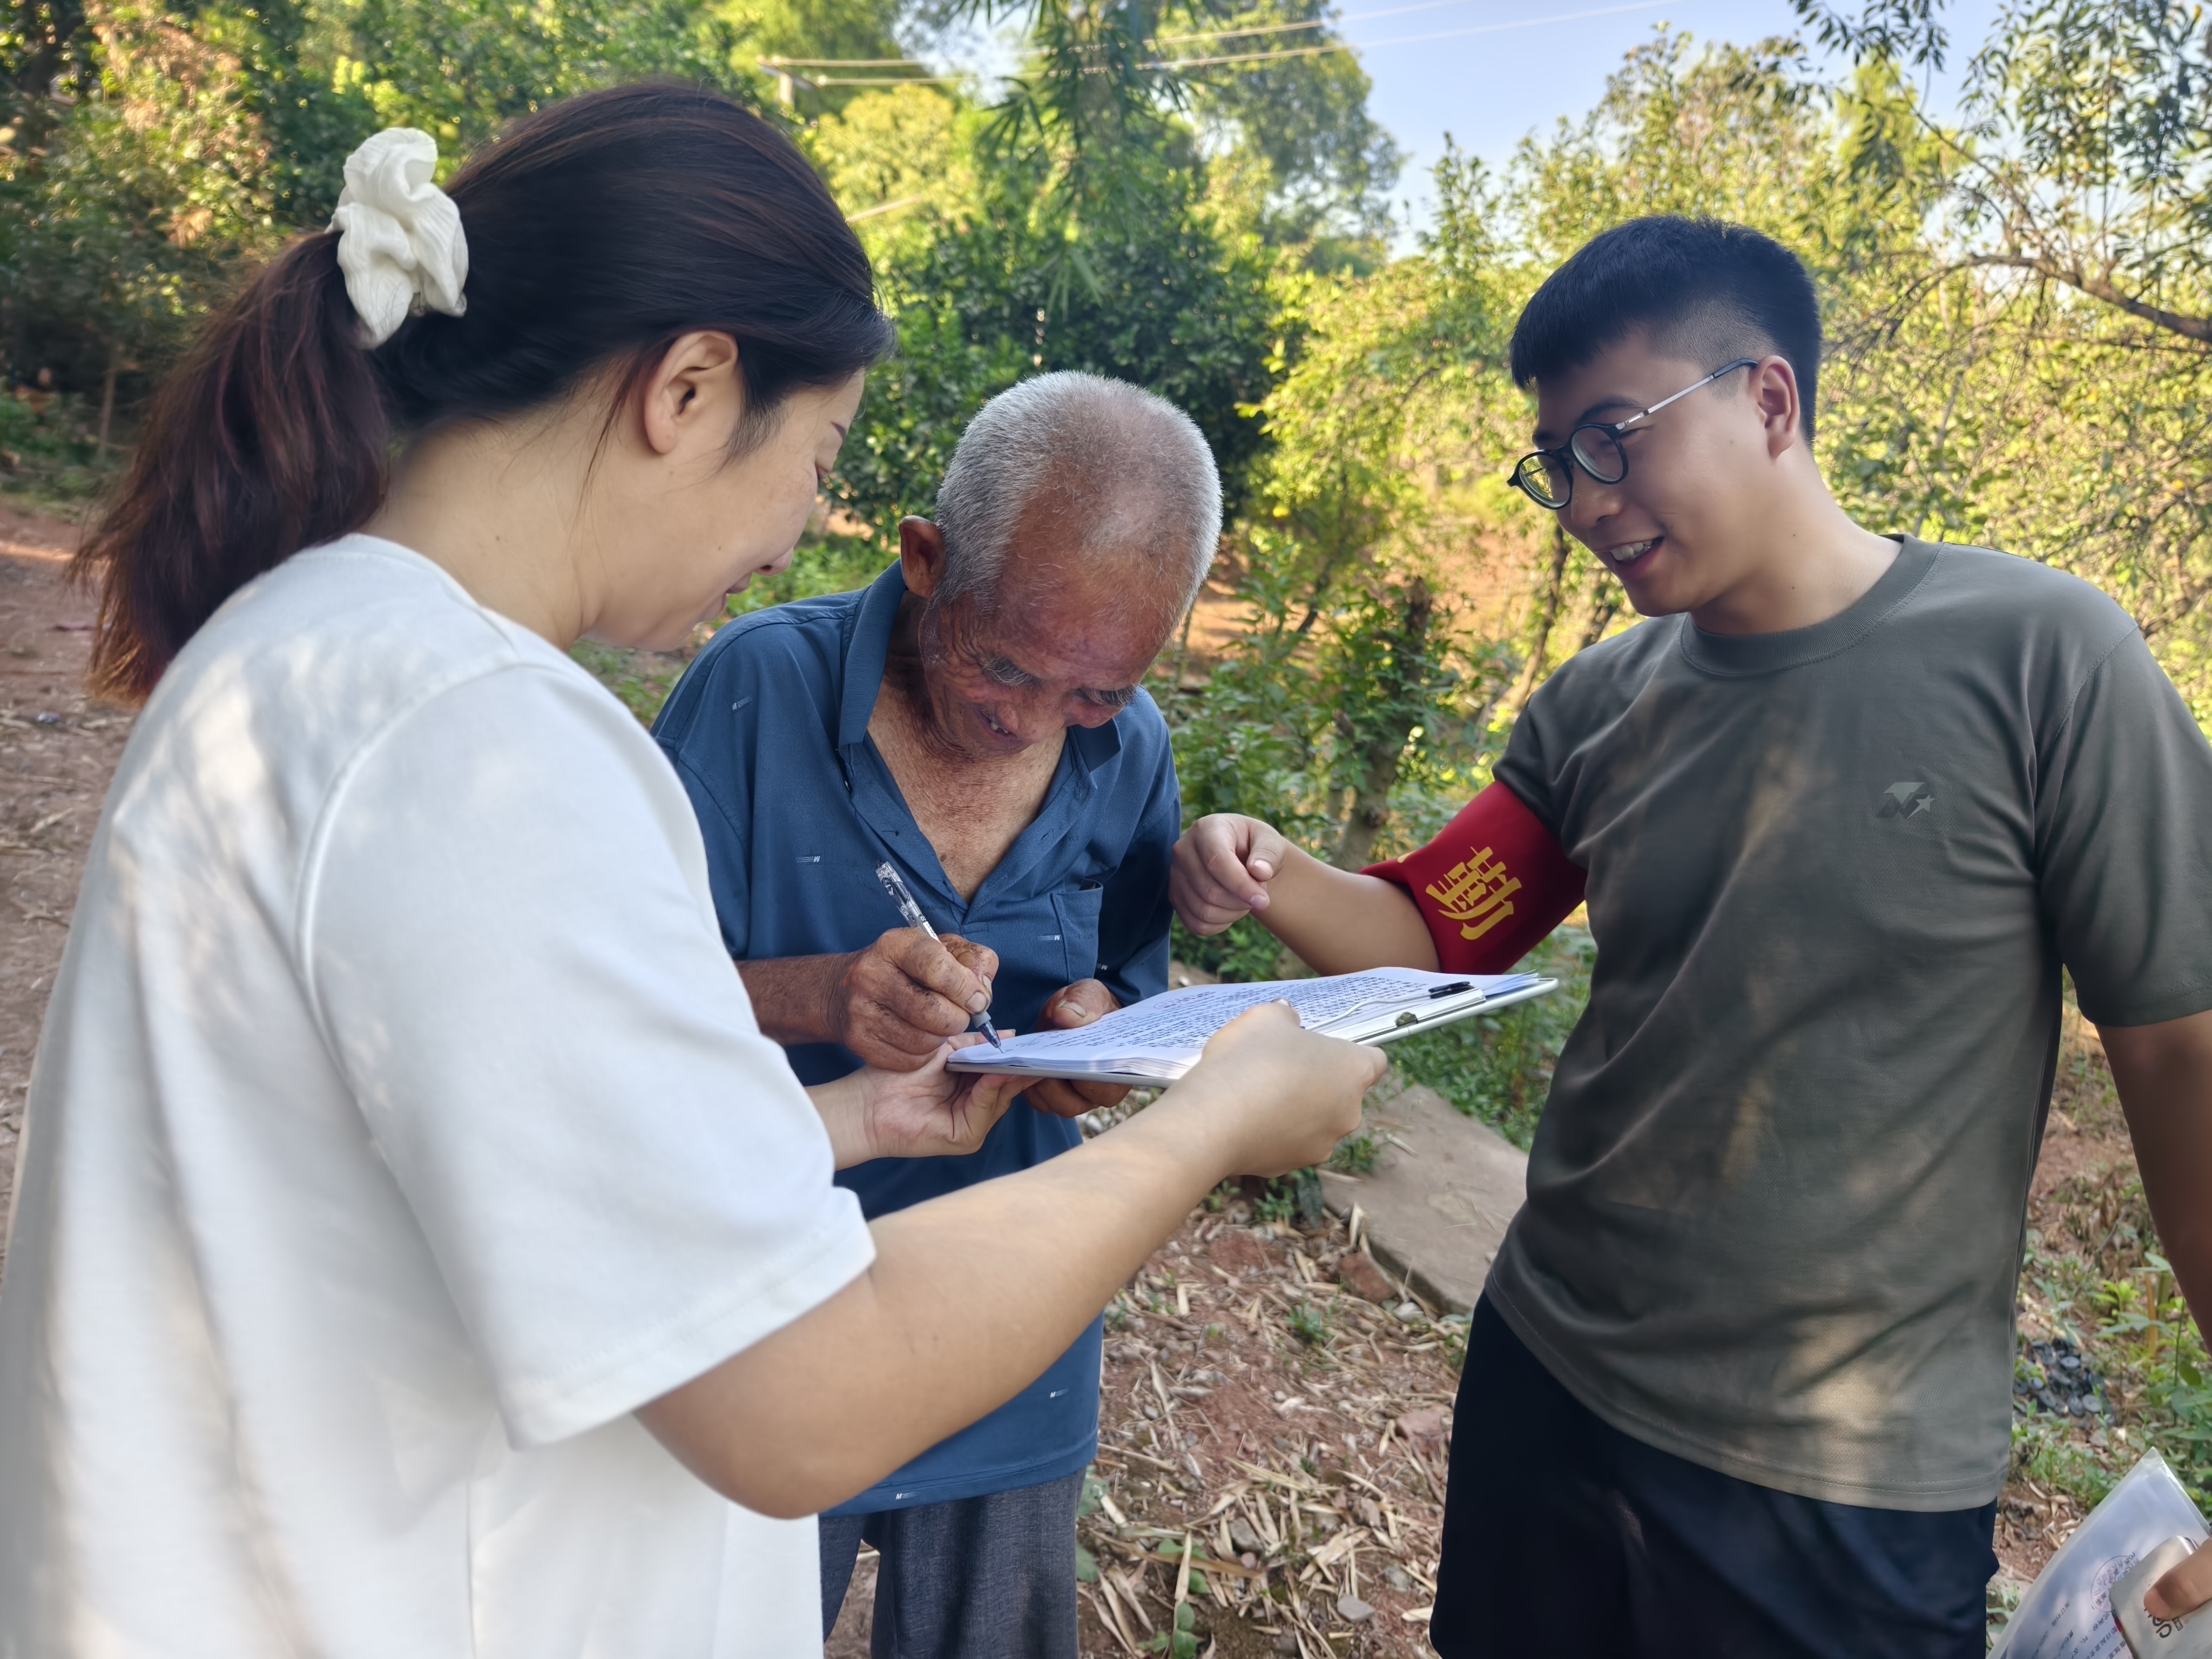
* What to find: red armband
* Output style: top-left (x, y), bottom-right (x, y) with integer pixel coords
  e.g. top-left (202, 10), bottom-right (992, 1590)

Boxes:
top-left (1363, 781), bottom-right (1586, 974)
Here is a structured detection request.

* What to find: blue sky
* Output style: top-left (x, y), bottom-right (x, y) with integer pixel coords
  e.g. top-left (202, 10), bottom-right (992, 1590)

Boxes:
top-left (1358, 0), bottom-right (2007, 237)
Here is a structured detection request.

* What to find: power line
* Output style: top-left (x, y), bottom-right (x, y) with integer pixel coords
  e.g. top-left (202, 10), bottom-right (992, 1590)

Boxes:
top-left (1152, 17), bottom-right (1327, 45)
top-left (847, 194), bottom-right (927, 222)
top-left (1147, 38), bottom-right (1342, 65)
top-left (760, 0), bottom-right (1686, 89)
top-left (1149, 0), bottom-right (1680, 69)
top-left (1155, 0), bottom-right (1581, 47)
top-left (759, 56), bottom-right (930, 68)
top-left (758, 57), bottom-right (964, 103)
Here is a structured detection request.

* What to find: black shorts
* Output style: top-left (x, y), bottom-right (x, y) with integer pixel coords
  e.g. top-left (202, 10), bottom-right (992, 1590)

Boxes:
top-left (1431, 1298), bottom-right (1997, 1658)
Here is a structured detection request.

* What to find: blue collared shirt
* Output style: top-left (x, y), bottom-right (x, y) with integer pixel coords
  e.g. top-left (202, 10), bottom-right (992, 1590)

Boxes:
top-left (651, 562), bottom-right (1177, 1513)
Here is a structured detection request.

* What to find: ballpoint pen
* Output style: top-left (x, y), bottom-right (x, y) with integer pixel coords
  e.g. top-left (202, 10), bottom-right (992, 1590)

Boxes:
top-left (874, 861), bottom-right (1007, 1050)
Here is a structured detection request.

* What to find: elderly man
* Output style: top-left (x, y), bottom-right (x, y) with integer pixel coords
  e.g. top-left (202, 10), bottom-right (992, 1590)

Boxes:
top-left (651, 372), bottom-right (1216, 1658)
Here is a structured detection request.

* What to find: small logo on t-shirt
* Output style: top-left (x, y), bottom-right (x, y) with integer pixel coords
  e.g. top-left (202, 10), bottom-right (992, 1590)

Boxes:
top-left (1878, 781), bottom-right (1935, 819)
top-left (1425, 846), bottom-right (1522, 941)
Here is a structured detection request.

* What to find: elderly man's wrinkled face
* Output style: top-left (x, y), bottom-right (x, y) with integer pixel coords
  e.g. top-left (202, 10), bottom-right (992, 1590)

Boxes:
top-left (898, 508), bottom-right (1188, 761)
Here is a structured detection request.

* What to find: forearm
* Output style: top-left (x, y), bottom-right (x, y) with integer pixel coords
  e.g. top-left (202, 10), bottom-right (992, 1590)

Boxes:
top-left (639, 1078), bottom-right (1237, 1516)
top-left (736, 954), bottom-right (848, 1047)
top-left (2105, 1010), bottom-right (2212, 1325)
top-left (1257, 846), bottom-right (1439, 974)
top-left (802, 1073), bottom-right (873, 1170)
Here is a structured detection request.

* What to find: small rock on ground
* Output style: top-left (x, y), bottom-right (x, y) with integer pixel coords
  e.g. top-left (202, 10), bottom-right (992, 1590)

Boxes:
top-left (1337, 1250), bottom-right (1396, 1303)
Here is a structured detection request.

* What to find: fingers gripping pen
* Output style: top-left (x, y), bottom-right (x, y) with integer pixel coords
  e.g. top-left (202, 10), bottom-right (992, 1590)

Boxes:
top-left (874, 861), bottom-right (1006, 1050)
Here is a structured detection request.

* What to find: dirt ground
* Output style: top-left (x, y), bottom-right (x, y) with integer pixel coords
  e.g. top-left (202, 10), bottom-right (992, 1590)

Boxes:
top-left (824, 1193), bottom-right (1463, 1659)
top-left (0, 506), bottom-right (126, 1283)
top-left (1074, 1204), bottom-right (1463, 1657)
top-left (1992, 1014), bottom-right (2141, 1587)
top-left (0, 521), bottom-right (2163, 1647)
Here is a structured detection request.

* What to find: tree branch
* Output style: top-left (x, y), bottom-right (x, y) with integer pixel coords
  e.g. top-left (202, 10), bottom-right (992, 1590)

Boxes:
top-left (1953, 252), bottom-right (2212, 344)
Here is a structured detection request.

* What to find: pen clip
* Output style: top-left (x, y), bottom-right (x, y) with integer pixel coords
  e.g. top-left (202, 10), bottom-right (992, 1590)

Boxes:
top-left (876, 860), bottom-right (1001, 1046)
top-left (874, 860), bottom-right (934, 935)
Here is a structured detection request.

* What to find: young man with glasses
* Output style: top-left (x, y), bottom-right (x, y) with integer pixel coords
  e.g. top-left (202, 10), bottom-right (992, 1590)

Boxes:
top-left (1169, 215), bottom-right (2212, 1655)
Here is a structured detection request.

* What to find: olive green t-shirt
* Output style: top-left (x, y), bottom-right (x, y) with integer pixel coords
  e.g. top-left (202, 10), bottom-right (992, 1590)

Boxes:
top-left (1488, 536), bottom-right (2212, 1510)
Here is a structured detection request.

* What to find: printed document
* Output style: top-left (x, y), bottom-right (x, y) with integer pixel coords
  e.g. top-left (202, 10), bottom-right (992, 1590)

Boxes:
top-left (946, 967), bottom-right (1555, 1084)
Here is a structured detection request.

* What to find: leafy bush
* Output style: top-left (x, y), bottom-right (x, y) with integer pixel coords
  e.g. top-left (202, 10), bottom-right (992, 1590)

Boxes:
top-left (1160, 547), bottom-right (1506, 875)
top-left (0, 388), bottom-right (120, 500)
top-left (828, 152), bottom-right (1277, 535)
top-left (727, 532), bottom-right (888, 618)
top-left (1169, 914), bottom-right (1296, 986)
top-left (1285, 1299), bottom-right (1330, 1346)
top-left (1387, 926), bottom-right (1594, 1149)
top-left (569, 532), bottom-right (888, 724)
top-left (2014, 1163), bottom-right (2212, 1513)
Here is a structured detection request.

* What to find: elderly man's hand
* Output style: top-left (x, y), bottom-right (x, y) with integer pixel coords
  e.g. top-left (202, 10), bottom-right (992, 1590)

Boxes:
top-left (1172, 813), bottom-right (1297, 935)
top-left (827, 929), bottom-right (1000, 1071)
top-left (1022, 980), bottom-right (1131, 1120)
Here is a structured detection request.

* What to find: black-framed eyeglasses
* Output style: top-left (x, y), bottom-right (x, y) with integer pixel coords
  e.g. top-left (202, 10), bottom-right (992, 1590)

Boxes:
top-left (1504, 359), bottom-right (1758, 510)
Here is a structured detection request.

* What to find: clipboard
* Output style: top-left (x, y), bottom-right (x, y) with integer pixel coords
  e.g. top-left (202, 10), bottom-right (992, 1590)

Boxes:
top-left (944, 968), bottom-right (1560, 1086)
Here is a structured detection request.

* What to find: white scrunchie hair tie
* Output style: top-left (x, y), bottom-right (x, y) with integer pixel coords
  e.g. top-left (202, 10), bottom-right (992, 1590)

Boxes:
top-left (329, 128), bottom-right (469, 348)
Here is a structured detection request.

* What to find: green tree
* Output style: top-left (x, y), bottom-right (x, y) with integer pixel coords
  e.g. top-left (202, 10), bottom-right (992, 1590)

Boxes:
top-left (829, 148), bottom-right (1276, 529)
top-left (0, 0), bottom-right (769, 429)
top-left (1243, 152), bottom-right (1512, 622)
top-left (1797, 0), bottom-right (2212, 341)
top-left (1161, 0), bottom-right (1401, 255)
top-left (331, 0), bottom-right (754, 156)
top-left (2, 4), bottom-right (278, 436)
top-left (1789, 1), bottom-right (2212, 714)
top-left (1156, 147), bottom-right (1517, 868)
top-left (802, 82), bottom-right (974, 255)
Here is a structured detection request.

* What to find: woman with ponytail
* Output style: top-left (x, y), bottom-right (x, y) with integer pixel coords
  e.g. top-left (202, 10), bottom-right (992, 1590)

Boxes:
top-left (0, 85), bottom-right (1378, 1657)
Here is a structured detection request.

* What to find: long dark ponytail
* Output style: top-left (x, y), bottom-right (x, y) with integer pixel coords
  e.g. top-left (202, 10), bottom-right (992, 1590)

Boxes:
top-left (78, 83), bottom-right (895, 702)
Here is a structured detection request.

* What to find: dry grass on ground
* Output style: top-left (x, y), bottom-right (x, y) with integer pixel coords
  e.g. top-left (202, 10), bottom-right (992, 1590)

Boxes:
top-left (1075, 1198), bottom-right (1461, 1658)
top-left (828, 1193), bottom-right (1463, 1659)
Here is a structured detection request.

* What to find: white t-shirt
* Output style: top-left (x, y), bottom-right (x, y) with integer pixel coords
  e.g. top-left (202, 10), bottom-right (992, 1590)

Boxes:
top-left (0, 535), bottom-right (876, 1658)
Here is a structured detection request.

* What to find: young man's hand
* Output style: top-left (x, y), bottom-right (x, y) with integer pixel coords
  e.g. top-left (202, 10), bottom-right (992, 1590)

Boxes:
top-left (1022, 979), bottom-right (1128, 1120)
top-left (1171, 814), bottom-right (1293, 934)
top-left (1170, 813), bottom-right (1442, 975)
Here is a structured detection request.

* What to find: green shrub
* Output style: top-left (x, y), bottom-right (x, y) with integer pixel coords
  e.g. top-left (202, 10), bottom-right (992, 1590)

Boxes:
top-left (1387, 925), bottom-right (1594, 1149)
top-left (570, 532), bottom-right (887, 724)
top-left (0, 389), bottom-right (120, 501)
top-left (726, 532), bottom-right (888, 618)
top-left (1253, 1177), bottom-right (1297, 1226)
top-left (1286, 1300), bottom-right (1331, 1346)
top-left (1327, 1123), bottom-right (1382, 1175)
top-left (1169, 914), bottom-right (1298, 984)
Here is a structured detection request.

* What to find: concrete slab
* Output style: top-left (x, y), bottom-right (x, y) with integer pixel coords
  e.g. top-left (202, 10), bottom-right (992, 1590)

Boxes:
top-left (1321, 1080), bottom-right (1527, 1314)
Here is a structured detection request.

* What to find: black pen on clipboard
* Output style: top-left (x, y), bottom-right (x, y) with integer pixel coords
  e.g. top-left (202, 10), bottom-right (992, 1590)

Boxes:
top-left (874, 861), bottom-right (1007, 1051)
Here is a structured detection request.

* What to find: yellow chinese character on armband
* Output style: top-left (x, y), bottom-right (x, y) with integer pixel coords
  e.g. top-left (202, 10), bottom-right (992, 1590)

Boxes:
top-left (1424, 846), bottom-right (1522, 942)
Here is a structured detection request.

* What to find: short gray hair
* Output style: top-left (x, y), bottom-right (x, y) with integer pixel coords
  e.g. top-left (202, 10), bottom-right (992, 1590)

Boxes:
top-left (933, 372), bottom-right (1220, 617)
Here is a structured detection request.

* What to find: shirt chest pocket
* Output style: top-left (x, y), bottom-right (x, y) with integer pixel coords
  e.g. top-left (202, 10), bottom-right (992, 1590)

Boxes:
top-left (1047, 884), bottom-right (1105, 986)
